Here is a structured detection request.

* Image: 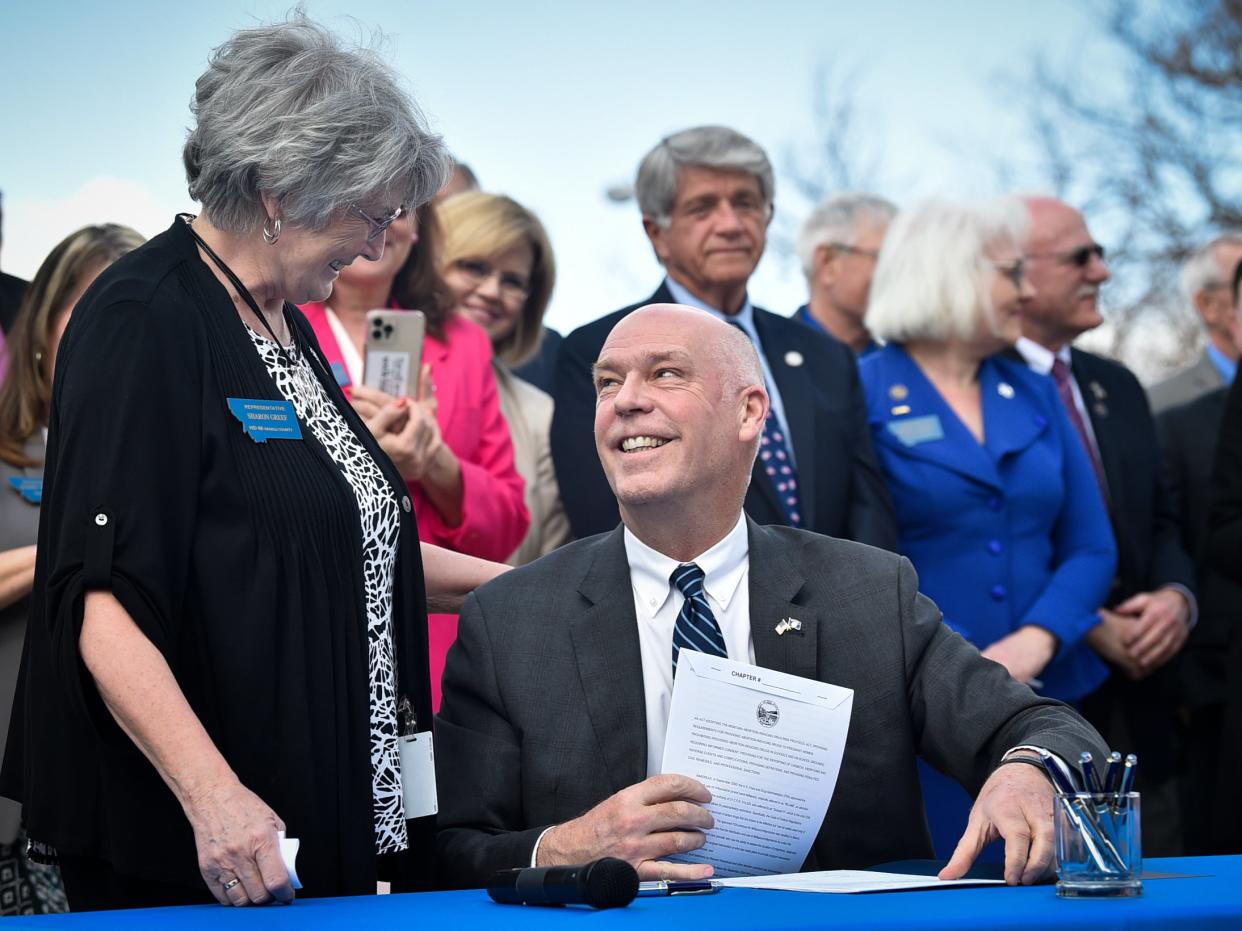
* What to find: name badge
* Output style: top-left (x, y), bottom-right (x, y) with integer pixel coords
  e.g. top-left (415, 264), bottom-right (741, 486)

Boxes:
top-left (330, 360), bottom-right (352, 388)
top-left (227, 398), bottom-right (303, 443)
top-left (399, 731), bottom-right (438, 819)
top-left (7, 476), bottom-right (42, 505)
top-left (886, 414), bottom-right (944, 447)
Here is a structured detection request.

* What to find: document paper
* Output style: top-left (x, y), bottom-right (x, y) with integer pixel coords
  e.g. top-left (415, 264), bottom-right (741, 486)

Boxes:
top-left (661, 651), bottom-right (853, 878)
top-left (715, 870), bottom-right (1005, 894)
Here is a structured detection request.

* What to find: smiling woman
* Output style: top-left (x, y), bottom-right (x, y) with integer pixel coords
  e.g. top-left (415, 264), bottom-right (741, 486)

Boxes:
top-left (0, 12), bottom-right (514, 914)
top-left (858, 196), bottom-right (1116, 865)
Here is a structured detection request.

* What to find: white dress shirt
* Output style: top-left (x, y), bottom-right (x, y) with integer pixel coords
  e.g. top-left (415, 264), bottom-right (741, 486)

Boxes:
top-left (663, 277), bottom-right (796, 464)
top-left (623, 512), bottom-right (755, 777)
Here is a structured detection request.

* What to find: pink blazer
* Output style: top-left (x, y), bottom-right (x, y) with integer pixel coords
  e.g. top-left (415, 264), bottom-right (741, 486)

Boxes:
top-left (301, 302), bottom-right (529, 707)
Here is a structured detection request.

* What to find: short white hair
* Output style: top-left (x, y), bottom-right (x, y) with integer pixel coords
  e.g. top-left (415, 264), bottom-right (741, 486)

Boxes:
top-left (1179, 234), bottom-right (1242, 308)
top-left (866, 196), bottom-right (1030, 344)
top-left (795, 193), bottom-right (896, 281)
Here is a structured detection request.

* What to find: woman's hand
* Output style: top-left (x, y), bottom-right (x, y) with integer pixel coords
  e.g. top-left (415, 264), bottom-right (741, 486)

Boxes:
top-left (980, 625), bottom-right (1057, 685)
top-left (185, 779), bottom-right (295, 906)
top-left (355, 368), bottom-right (447, 482)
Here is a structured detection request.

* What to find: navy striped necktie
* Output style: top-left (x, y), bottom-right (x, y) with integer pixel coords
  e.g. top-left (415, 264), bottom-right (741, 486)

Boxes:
top-left (670, 562), bottom-right (728, 676)
top-left (726, 321), bottom-right (802, 527)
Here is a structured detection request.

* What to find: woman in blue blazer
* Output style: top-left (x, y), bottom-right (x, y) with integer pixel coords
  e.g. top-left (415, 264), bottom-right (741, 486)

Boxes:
top-left (859, 197), bottom-right (1116, 858)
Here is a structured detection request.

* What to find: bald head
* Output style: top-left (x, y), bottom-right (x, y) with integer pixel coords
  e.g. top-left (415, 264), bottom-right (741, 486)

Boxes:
top-left (600, 304), bottom-right (764, 399)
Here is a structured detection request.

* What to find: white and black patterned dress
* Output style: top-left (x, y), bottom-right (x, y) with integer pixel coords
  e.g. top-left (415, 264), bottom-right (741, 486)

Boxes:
top-left (248, 328), bottom-right (407, 854)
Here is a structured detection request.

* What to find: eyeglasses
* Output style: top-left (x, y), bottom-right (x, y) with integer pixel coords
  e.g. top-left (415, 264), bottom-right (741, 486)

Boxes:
top-left (828, 243), bottom-right (880, 259)
top-left (452, 258), bottom-right (530, 303)
top-left (1027, 243), bottom-right (1106, 267)
top-left (348, 203), bottom-right (405, 241)
top-left (991, 258), bottom-right (1027, 289)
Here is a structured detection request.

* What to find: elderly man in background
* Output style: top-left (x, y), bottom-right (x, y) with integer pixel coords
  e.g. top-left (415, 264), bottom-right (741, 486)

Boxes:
top-left (1156, 258), bottom-right (1242, 854)
top-left (1015, 196), bottom-right (1197, 855)
top-left (1149, 234), bottom-right (1242, 415)
top-left (437, 303), bottom-right (1108, 889)
top-left (551, 126), bottom-right (896, 549)
top-left (792, 192), bottom-right (895, 355)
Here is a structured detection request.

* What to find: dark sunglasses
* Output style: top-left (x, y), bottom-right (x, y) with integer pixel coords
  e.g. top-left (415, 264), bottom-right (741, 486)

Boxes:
top-left (1028, 243), bottom-right (1106, 268)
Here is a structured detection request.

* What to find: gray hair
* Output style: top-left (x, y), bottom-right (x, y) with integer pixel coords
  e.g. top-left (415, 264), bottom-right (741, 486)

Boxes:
top-left (635, 126), bottom-right (774, 227)
top-left (183, 15), bottom-right (451, 234)
top-left (796, 193), bottom-right (896, 281)
top-left (1180, 233), bottom-right (1242, 307)
top-left (866, 196), bottom-right (1030, 344)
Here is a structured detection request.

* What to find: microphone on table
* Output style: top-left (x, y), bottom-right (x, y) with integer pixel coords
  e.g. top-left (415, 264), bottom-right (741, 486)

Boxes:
top-left (486, 857), bottom-right (639, 909)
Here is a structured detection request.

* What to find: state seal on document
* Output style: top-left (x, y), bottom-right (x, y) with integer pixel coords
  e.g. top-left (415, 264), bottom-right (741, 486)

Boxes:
top-left (756, 700), bottom-right (780, 728)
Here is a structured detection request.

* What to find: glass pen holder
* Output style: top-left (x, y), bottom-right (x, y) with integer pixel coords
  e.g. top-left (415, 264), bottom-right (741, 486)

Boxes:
top-left (1054, 791), bottom-right (1141, 897)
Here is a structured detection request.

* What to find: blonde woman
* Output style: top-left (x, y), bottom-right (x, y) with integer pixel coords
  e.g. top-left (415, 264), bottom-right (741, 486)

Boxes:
top-left (0, 223), bottom-right (144, 915)
top-left (436, 192), bottom-right (571, 565)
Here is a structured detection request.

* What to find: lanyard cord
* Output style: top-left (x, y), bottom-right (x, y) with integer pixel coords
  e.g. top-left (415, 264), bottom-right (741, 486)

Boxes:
top-left (181, 214), bottom-right (295, 360)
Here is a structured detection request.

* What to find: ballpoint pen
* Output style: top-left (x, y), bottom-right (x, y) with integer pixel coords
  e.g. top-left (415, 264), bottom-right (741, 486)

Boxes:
top-left (1102, 751), bottom-right (1123, 793)
top-left (638, 881), bottom-right (721, 896)
top-left (1110, 754), bottom-right (1138, 816)
top-left (1080, 752), bottom-right (1103, 797)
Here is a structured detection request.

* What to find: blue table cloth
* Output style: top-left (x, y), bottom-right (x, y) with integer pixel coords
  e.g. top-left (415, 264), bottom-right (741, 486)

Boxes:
top-left (8, 856), bottom-right (1241, 929)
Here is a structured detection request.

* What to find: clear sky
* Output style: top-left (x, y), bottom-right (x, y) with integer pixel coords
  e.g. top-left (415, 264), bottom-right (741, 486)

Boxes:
top-left (1, 0), bottom-right (1113, 334)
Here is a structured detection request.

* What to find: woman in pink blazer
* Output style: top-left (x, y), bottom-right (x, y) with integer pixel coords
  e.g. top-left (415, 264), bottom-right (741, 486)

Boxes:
top-left (301, 203), bottom-right (528, 707)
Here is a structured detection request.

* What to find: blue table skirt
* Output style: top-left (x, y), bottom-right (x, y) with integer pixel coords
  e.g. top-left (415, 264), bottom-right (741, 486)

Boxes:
top-left (7, 856), bottom-right (1241, 929)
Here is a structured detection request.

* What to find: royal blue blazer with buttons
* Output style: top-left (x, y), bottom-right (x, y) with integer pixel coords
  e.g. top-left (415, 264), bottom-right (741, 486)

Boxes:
top-left (859, 344), bottom-right (1116, 702)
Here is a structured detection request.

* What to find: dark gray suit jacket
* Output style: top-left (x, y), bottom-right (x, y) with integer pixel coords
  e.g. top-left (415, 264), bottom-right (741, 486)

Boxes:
top-left (435, 521), bottom-right (1106, 888)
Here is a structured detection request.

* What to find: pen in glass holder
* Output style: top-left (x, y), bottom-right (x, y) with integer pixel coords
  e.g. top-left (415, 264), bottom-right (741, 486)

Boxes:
top-left (1039, 750), bottom-right (1127, 873)
top-left (1102, 750), bottom-right (1123, 793)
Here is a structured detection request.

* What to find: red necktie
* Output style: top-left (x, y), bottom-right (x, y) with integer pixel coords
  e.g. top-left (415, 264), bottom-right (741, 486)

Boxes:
top-left (1050, 357), bottom-right (1109, 504)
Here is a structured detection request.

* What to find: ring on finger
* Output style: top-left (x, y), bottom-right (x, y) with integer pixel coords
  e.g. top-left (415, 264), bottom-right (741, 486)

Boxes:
top-left (222, 878), bottom-right (242, 892)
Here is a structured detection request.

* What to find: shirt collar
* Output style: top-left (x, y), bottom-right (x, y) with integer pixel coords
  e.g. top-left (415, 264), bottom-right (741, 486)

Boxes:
top-left (1207, 342), bottom-right (1238, 385)
top-left (624, 513), bottom-right (750, 619)
top-left (1015, 336), bottom-right (1071, 375)
top-left (663, 276), bottom-right (756, 335)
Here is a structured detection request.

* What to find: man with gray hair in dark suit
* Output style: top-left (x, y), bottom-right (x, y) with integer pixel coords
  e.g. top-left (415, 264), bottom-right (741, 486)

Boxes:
top-left (436, 303), bottom-right (1106, 889)
top-left (1149, 233), bottom-right (1242, 415)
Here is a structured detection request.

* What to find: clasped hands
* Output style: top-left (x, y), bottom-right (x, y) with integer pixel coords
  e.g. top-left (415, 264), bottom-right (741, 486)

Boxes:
top-left (537, 766), bottom-right (1055, 886)
top-left (1088, 588), bottom-right (1190, 680)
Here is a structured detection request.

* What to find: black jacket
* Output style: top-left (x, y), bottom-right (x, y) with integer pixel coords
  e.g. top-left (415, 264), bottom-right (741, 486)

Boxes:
top-left (1, 218), bottom-right (434, 895)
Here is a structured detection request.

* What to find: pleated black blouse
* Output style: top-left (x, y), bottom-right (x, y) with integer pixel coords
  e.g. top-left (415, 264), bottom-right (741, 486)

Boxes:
top-left (0, 217), bottom-right (435, 895)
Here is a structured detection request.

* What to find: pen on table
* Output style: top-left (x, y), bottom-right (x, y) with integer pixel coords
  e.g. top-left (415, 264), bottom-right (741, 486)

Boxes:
top-left (1102, 751), bottom-right (1123, 793)
top-left (637, 880), bottom-right (721, 897)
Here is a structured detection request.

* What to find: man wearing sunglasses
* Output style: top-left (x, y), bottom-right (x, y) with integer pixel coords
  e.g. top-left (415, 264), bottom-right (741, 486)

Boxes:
top-left (1015, 196), bottom-right (1197, 856)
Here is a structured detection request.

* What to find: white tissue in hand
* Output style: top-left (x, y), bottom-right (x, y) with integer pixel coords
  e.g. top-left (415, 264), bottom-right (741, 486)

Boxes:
top-left (277, 830), bottom-right (302, 890)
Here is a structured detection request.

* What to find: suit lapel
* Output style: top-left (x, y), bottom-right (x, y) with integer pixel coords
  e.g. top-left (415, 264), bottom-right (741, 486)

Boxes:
top-left (753, 309), bottom-right (818, 523)
top-left (979, 358), bottom-right (1048, 461)
top-left (570, 528), bottom-right (648, 794)
top-left (868, 346), bottom-right (1004, 492)
top-left (1071, 349), bottom-right (1124, 500)
top-left (746, 520), bottom-right (817, 681)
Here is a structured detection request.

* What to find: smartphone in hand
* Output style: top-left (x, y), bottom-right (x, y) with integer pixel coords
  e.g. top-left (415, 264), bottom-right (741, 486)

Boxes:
top-left (364, 309), bottom-right (426, 398)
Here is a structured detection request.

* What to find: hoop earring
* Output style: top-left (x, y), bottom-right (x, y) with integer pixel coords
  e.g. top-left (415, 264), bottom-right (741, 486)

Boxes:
top-left (262, 216), bottom-right (282, 245)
